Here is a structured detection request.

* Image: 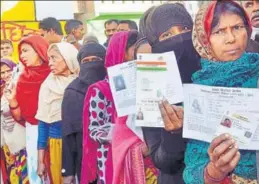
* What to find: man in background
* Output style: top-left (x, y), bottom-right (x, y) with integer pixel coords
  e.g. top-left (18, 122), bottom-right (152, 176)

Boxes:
top-left (242, 0), bottom-right (259, 41)
top-left (103, 19), bottom-right (119, 47)
top-left (117, 20), bottom-right (138, 32)
top-left (65, 19), bottom-right (85, 50)
top-left (1, 39), bottom-right (14, 60)
top-left (241, 0), bottom-right (259, 52)
top-left (39, 17), bottom-right (64, 44)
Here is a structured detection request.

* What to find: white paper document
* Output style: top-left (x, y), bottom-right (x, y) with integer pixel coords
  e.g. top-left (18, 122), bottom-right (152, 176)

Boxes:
top-left (183, 84), bottom-right (259, 150)
top-left (107, 60), bottom-right (137, 117)
top-left (135, 51), bottom-right (184, 127)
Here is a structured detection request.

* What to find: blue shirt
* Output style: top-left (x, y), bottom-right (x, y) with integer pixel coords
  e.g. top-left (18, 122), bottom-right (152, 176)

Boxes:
top-left (37, 120), bottom-right (62, 149)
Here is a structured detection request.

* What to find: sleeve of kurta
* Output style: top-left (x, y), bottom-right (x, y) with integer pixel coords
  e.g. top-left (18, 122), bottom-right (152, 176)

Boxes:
top-left (143, 127), bottom-right (187, 175)
top-left (37, 120), bottom-right (50, 150)
top-left (88, 87), bottom-right (111, 144)
top-left (183, 140), bottom-right (210, 184)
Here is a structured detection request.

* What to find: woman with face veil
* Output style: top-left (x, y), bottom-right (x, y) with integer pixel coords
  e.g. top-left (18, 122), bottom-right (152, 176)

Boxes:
top-left (62, 42), bottom-right (107, 183)
top-left (142, 3), bottom-right (201, 183)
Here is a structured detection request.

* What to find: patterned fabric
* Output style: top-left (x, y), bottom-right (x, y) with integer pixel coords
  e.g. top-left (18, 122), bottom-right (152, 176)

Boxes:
top-left (89, 87), bottom-right (113, 184)
top-left (119, 142), bottom-right (158, 184)
top-left (192, 53), bottom-right (259, 88)
top-left (2, 145), bottom-right (29, 184)
top-left (144, 158), bottom-right (158, 184)
top-left (81, 79), bottom-right (115, 184)
top-left (231, 174), bottom-right (258, 184)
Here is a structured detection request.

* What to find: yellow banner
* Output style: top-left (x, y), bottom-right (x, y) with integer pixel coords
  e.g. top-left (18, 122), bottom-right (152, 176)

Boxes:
top-left (1, 21), bottom-right (66, 62)
top-left (1, 1), bottom-right (35, 22)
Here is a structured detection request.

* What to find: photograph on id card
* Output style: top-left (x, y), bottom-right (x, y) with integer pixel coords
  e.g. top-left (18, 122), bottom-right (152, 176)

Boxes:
top-left (216, 111), bottom-right (259, 146)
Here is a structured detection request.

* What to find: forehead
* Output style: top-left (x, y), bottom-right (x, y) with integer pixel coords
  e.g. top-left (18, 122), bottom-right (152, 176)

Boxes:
top-left (242, 0), bottom-right (255, 3)
top-left (106, 22), bottom-right (118, 29)
top-left (48, 48), bottom-right (61, 56)
top-left (75, 24), bottom-right (84, 29)
top-left (21, 43), bottom-right (33, 49)
top-left (119, 23), bottom-right (129, 28)
top-left (39, 29), bottom-right (48, 35)
top-left (1, 64), bottom-right (11, 70)
top-left (1, 43), bottom-right (12, 47)
top-left (215, 13), bottom-right (244, 28)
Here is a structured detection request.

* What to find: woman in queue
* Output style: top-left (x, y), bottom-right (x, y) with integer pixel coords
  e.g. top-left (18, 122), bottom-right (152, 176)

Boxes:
top-left (111, 34), bottom-right (159, 184)
top-left (4, 35), bottom-right (50, 184)
top-left (62, 42), bottom-right (107, 184)
top-left (81, 31), bottom-right (138, 184)
top-left (1, 58), bottom-right (28, 183)
top-left (183, 1), bottom-right (259, 183)
top-left (36, 42), bottom-right (79, 183)
top-left (142, 3), bottom-right (201, 183)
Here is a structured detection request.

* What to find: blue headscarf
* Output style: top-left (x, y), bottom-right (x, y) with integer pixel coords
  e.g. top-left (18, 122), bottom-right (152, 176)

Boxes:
top-left (192, 53), bottom-right (259, 88)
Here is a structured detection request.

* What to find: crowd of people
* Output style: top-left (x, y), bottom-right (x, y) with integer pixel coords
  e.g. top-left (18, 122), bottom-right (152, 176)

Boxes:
top-left (1, 1), bottom-right (259, 184)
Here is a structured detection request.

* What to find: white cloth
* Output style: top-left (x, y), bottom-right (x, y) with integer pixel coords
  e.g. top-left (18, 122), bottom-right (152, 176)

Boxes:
top-left (1, 96), bottom-right (26, 154)
top-left (26, 123), bottom-right (42, 184)
top-left (35, 42), bottom-right (80, 123)
top-left (251, 27), bottom-right (259, 40)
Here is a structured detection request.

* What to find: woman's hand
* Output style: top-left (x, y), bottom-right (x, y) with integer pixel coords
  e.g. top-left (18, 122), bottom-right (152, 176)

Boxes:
top-left (206, 134), bottom-right (240, 180)
top-left (37, 162), bottom-right (47, 181)
top-left (141, 143), bottom-right (149, 157)
top-left (63, 176), bottom-right (75, 184)
top-left (159, 99), bottom-right (183, 131)
top-left (4, 82), bottom-right (17, 102)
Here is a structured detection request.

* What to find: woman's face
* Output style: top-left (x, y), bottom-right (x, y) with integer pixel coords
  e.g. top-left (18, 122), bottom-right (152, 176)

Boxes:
top-left (48, 48), bottom-right (71, 76)
top-left (159, 25), bottom-right (191, 41)
top-left (20, 43), bottom-right (41, 67)
top-left (0, 64), bottom-right (12, 84)
top-left (209, 13), bottom-right (248, 61)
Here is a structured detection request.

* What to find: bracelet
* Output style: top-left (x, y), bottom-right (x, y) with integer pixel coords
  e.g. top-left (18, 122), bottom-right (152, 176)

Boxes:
top-left (9, 103), bottom-right (19, 110)
top-left (205, 165), bottom-right (226, 182)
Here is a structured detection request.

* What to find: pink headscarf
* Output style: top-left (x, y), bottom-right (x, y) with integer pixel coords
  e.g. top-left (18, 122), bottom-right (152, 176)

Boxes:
top-left (80, 31), bottom-right (129, 184)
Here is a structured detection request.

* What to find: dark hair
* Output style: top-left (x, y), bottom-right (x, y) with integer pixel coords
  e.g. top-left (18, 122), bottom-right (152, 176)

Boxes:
top-left (104, 19), bottom-right (119, 28)
top-left (1, 39), bottom-right (13, 47)
top-left (119, 20), bottom-right (138, 31)
top-left (65, 19), bottom-right (83, 34)
top-left (211, 1), bottom-right (250, 35)
top-left (134, 37), bottom-right (149, 59)
top-left (126, 31), bottom-right (138, 51)
top-left (39, 17), bottom-right (63, 36)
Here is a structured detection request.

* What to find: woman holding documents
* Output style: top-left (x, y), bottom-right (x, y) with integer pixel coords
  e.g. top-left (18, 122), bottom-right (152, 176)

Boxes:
top-left (36, 42), bottom-right (79, 183)
top-left (4, 35), bottom-right (50, 184)
top-left (1, 58), bottom-right (29, 183)
top-left (183, 1), bottom-right (259, 183)
top-left (81, 31), bottom-right (138, 184)
top-left (142, 3), bottom-right (201, 184)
